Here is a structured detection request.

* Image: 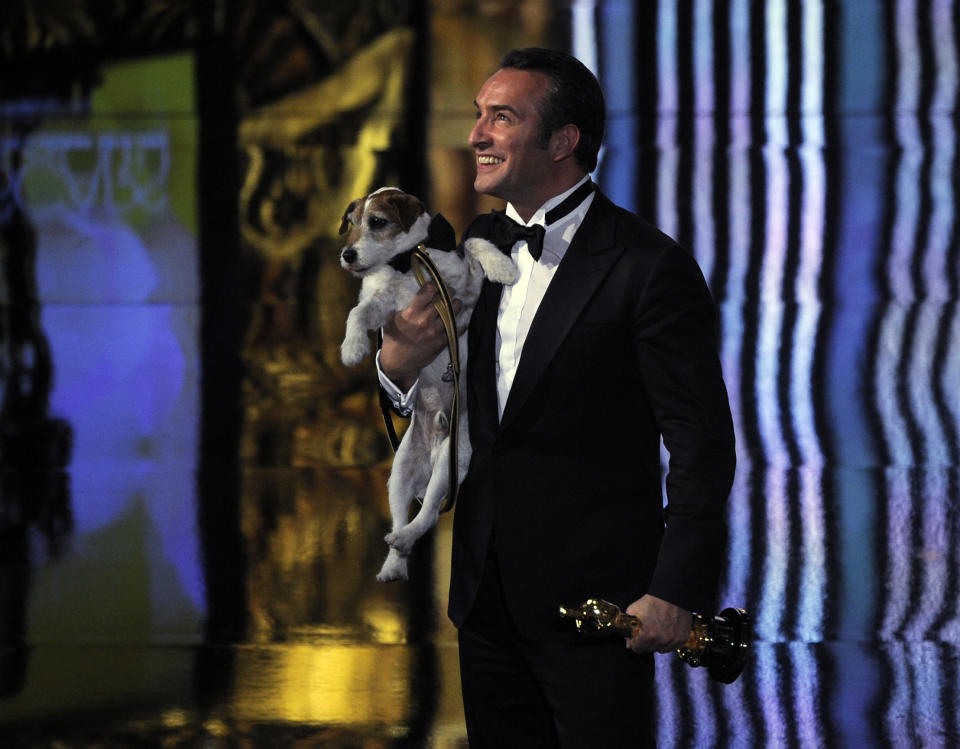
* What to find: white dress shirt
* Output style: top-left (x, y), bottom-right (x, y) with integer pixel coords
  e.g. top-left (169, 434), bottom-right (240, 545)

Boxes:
top-left (378, 176), bottom-right (596, 420)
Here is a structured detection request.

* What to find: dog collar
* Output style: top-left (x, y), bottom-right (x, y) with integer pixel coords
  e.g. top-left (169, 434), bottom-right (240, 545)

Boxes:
top-left (389, 213), bottom-right (457, 273)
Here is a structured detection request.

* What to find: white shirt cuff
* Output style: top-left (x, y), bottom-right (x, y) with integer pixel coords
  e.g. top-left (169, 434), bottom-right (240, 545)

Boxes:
top-left (376, 349), bottom-right (419, 416)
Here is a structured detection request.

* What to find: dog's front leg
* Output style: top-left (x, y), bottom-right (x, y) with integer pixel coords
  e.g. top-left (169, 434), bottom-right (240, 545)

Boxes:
top-left (341, 302), bottom-right (380, 366)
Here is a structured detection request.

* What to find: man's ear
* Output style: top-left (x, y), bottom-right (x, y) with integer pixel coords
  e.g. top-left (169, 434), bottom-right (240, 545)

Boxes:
top-left (551, 124), bottom-right (581, 162)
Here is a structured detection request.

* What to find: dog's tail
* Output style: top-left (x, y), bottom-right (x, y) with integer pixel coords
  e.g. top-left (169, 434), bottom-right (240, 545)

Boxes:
top-left (464, 238), bottom-right (521, 285)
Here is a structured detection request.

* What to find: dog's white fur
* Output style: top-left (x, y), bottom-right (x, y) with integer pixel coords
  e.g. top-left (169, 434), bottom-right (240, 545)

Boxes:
top-left (339, 187), bottom-right (519, 582)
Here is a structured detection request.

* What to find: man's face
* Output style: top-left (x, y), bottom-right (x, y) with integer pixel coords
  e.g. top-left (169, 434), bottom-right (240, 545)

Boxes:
top-left (469, 67), bottom-right (556, 215)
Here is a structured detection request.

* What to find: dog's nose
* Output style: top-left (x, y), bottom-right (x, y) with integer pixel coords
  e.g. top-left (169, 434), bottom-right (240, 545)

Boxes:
top-left (341, 247), bottom-right (357, 264)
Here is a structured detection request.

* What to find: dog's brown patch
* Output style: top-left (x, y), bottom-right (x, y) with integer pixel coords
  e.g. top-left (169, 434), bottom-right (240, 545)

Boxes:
top-left (339, 198), bottom-right (363, 235)
top-left (381, 191), bottom-right (426, 233)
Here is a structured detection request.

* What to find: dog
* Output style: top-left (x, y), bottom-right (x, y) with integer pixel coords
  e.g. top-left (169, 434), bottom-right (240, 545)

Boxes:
top-left (339, 187), bottom-right (519, 582)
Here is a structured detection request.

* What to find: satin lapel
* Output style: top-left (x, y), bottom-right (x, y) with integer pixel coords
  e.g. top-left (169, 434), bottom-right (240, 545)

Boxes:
top-left (469, 278), bottom-right (504, 434)
top-left (499, 195), bottom-right (624, 431)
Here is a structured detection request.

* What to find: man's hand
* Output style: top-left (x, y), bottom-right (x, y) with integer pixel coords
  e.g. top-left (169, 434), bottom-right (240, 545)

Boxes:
top-left (380, 282), bottom-right (462, 390)
top-left (624, 595), bottom-right (692, 654)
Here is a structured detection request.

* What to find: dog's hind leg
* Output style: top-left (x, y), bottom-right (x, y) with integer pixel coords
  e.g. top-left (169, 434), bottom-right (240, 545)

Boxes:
top-left (385, 430), bottom-right (460, 556)
top-left (377, 547), bottom-right (409, 582)
top-left (378, 420), bottom-right (431, 579)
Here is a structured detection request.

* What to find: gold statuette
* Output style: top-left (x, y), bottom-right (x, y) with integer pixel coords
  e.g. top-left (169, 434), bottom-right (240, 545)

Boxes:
top-left (558, 598), bottom-right (750, 684)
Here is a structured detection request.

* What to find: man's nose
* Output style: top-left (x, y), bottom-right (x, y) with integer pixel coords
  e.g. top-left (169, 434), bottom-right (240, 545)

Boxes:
top-left (468, 118), bottom-right (487, 148)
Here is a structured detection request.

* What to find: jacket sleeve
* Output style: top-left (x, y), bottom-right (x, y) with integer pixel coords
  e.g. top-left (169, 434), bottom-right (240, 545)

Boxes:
top-left (632, 242), bottom-right (736, 615)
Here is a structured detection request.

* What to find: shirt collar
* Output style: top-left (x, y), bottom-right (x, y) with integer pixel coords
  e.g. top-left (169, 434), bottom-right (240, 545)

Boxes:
top-left (505, 175), bottom-right (593, 228)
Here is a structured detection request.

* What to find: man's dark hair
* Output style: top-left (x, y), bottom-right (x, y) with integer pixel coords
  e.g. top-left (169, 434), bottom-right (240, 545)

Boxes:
top-left (500, 47), bottom-right (605, 173)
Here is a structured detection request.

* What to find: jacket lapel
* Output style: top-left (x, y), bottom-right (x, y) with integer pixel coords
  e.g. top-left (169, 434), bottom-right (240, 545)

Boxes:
top-left (498, 193), bottom-right (624, 431)
top-left (468, 277), bottom-right (504, 436)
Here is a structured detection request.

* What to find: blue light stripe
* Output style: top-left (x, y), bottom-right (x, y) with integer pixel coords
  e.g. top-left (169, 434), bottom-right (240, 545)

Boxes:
top-left (879, 467), bottom-right (912, 639)
top-left (598, 0), bottom-right (636, 209)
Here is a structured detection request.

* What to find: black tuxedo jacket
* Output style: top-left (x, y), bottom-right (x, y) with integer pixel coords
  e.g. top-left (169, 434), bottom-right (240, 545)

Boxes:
top-left (447, 190), bottom-right (736, 641)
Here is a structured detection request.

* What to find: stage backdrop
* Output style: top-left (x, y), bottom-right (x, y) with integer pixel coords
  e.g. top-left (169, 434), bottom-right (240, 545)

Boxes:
top-left (0, 1), bottom-right (957, 747)
top-left (559, 1), bottom-right (959, 746)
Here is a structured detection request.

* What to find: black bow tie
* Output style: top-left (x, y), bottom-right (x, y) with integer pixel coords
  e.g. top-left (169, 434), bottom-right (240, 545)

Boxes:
top-left (487, 180), bottom-right (595, 261)
top-left (388, 213), bottom-right (457, 273)
top-left (488, 215), bottom-right (546, 260)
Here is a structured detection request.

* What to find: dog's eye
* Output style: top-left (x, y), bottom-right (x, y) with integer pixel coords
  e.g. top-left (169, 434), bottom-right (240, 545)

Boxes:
top-left (368, 216), bottom-right (389, 230)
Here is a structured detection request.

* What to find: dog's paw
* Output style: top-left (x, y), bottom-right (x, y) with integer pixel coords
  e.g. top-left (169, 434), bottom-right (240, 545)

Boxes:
top-left (496, 261), bottom-right (521, 285)
top-left (340, 336), bottom-right (370, 366)
top-left (376, 548), bottom-right (409, 582)
top-left (467, 238), bottom-right (520, 284)
top-left (385, 527), bottom-right (418, 556)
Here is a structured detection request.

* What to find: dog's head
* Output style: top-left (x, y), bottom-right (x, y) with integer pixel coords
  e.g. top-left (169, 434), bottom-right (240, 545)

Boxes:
top-left (338, 188), bottom-right (429, 276)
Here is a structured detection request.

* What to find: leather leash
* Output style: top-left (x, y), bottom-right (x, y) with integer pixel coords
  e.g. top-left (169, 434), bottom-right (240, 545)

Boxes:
top-left (379, 243), bottom-right (461, 514)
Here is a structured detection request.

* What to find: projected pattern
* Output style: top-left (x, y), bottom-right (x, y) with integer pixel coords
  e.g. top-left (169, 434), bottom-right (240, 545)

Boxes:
top-left (578, 0), bottom-right (959, 746)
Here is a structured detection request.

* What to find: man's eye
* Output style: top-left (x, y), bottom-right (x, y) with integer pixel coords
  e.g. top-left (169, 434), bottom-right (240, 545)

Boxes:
top-left (368, 216), bottom-right (389, 229)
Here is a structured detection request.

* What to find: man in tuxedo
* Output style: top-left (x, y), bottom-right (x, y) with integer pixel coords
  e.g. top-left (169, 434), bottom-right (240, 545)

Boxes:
top-left (379, 48), bottom-right (735, 747)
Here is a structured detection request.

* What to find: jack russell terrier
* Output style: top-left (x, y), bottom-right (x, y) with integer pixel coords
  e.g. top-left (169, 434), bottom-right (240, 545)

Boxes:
top-left (339, 187), bottom-right (519, 581)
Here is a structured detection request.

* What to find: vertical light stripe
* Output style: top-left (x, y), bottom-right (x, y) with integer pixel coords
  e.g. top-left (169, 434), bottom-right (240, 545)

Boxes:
top-left (695, 0), bottom-right (715, 114)
top-left (802, 0), bottom-right (825, 126)
top-left (876, 308), bottom-right (913, 464)
top-left (599, 0), bottom-right (636, 209)
top-left (914, 644), bottom-right (947, 744)
top-left (791, 643), bottom-right (823, 748)
top-left (902, 469), bottom-right (949, 640)
top-left (794, 0), bottom-right (828, 640)
top-left (909, 305), bottom-right (949, 464)
top-left (687, 670), bottom-right (716, 748)
top-left (694, 116), bottom-right (716, 281)
top-left (571, 0), bottom-right (601, 172)
top-left (879, 468), bottom-right (913, 639)
top-left (757, 2), bottom-right (789, 465)
top-left (895, 0), bottom-right (921, 115)
top-left (571, 0), bottom-right (599, 77)
top-left (766, 0), bottom-right (789, 126)
top-left (758, 468), bottom-right (789, 639)
top-left (721, 675), bottom-right (754, 749)
top-left (943, 308), bottom-right (960, 482)
top-left (721, 107), bottom-right (751, 616)
top-left (656, 119), bottom-right (679, 240)
top-left (657, 3), bottom-right (679, 115)
top-left (793, 143), bottom-right (826, 527)
top-left (890, 2), bottom-right (921, 303)
top-left (889, 129), bottom-right (922, 302)
top-left (925, 0), bottom-right (956, 301)
top-left (884, 648), bottom-right (912, 746)
top-left (657, 5), bottom-right (679, 239)
top-left (756, 644), bottom-right (788, 746)
top-left (924, 119), bottom-right (955, 302)
top-left (798, 465), bottom-right (826, 640)
top-left (693, 0), bottom-right (716, 279)
top-left (654, 656), bottom-right (680, 745)
top-left (730, 0), bottom-right (751, 116)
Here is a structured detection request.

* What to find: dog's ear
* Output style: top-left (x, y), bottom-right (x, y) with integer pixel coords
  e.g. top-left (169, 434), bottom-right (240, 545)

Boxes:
top-left (339, 198), bottom-right (362, 235)
top-left (385, 193), bottom-right (426, 233)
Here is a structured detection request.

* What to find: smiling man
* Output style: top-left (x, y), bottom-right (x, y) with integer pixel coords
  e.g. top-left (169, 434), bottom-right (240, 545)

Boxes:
top-left (379, 48), bottom-right (736, 747)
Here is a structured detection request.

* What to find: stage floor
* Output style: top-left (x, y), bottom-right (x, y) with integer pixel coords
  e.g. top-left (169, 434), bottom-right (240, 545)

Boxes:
top-left (2, 638), bottom-right (958, 747)
top-left (2, 466), bottom-right (958, 749)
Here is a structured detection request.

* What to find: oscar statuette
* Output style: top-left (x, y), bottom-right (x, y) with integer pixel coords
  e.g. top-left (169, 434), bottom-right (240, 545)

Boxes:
top-left (558, 598), bottom-right (751, 684)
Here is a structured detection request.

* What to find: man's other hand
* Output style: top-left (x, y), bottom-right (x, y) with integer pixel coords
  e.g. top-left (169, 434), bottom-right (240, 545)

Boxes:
top-left (624, 595), bottom-right (692, 654)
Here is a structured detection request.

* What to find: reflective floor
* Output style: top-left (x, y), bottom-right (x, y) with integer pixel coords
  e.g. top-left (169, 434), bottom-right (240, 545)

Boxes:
top-left (3, 452), bottom-right (960, 749)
